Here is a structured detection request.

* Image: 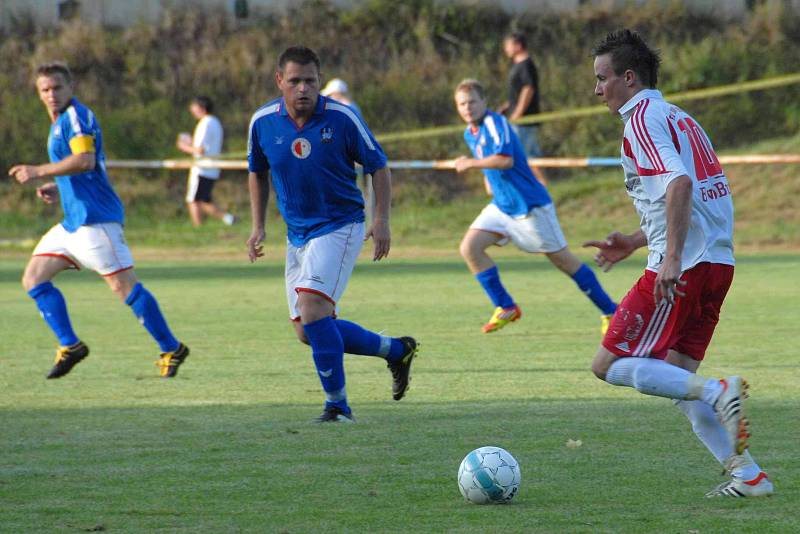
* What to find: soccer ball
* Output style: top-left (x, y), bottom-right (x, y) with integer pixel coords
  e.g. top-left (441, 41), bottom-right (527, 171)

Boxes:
top-left (457, 446), bottom-right (521, 504)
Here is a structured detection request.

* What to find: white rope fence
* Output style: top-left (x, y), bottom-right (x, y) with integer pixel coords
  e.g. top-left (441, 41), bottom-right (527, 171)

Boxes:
top-left (106, 154), bottom-right (800, 171)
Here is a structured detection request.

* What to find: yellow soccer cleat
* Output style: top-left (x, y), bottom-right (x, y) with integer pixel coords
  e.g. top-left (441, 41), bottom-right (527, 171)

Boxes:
top-left (155, 343), bottom-right (190, 378)
top-left (601, 314), bottom-right (614, 335)
top-left (47, 341), bottom-right (90, 379)
top-left (482, 305), bottom-right (522, 334)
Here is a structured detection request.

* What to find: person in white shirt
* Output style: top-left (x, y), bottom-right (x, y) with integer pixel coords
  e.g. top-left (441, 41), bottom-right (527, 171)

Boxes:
top-left (176, 96), bottom-right (235, 226)
top-left (584, 29), bottom-right (773, 498)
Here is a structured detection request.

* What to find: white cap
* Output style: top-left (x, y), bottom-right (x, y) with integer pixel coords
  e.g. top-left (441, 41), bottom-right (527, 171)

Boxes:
top-left (321, 78), bottom-right (348, 96)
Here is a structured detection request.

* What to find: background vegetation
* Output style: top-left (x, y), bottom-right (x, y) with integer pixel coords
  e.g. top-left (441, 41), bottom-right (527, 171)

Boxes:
top-left (1, 0), bottom-right (799, 246)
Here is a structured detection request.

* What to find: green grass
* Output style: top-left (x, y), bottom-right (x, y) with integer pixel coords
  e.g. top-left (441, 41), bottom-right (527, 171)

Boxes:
top-left (0, 251), bottom-right (798, 533)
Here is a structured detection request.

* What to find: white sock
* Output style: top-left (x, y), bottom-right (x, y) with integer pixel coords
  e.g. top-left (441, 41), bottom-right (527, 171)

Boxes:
top-left (675, 399), bottom-right (733, 463)
top-left (606, 358), bottom-right (691, 399)
top-left (686, 375), bottom-right (724, 405)
top-left (733, 450), bottom-right (762, 481)
top-left (675, 399), bottom-right (762, 480)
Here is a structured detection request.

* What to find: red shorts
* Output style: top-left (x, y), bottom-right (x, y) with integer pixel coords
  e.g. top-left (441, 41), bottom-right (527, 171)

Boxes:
top-left (602, 262), bottom-right (734, 361)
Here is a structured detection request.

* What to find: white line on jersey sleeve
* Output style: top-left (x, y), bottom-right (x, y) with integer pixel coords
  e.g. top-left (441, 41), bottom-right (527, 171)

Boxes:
top-left (325, 102), bottom-right (376, 150)
top-left (66, 106), bottom-right (84, 136)
top-left (247, 103), bottom-right (280, 154)
top-left (484, 114), bottom-right (501, 146)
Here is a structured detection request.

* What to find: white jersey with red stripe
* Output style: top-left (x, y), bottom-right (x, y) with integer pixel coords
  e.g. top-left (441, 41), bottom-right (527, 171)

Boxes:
top-left (618, 89), bottom-right (735, 272)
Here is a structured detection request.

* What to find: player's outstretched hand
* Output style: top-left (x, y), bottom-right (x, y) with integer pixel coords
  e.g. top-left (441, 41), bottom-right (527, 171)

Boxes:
top-left (583, 231), bottom-right (636, 272)
top-left (365, 218), bottom-right (390, 261)
top-left (36, 182), bottom-right (59, 204)
top-left (246, 228), bottom-right (266, 263)
top-left (9, 165), bottom-right (40, 184)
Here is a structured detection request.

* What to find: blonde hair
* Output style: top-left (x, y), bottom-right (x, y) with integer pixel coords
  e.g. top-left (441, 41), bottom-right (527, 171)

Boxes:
top-left (35, 62), bottom-right (73, 84)
top-left (454, 78), bottom-right (486, 99)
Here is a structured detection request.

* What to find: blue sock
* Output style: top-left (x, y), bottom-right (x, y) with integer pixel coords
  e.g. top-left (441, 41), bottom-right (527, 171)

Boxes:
top-left (334, 319), bottom-right (406, 361)
top-left (125, 283), bottom-right (180, 353)
top-left (475, 265), bottom-right (515, 309)
top-left (28, 281), bottom-right (79, 346)
top-left (572, 264), bottom-right (617, 315)
top-left (304, 317), bottom-right (349, 412)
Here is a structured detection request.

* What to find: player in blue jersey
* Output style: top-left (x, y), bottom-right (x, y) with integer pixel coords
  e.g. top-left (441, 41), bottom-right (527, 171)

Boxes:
top-left (453, 79), bottom-right (617, 334)
top-left (246, 47), bottom-right (418, 423)
top-left (9, 63), bottom-right (189, 379)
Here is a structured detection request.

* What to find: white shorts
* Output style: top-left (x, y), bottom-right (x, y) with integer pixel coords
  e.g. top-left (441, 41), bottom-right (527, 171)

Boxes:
top-left (470, 202), bottom-right (567, 253)
top-left (32, 222), bottom-right (134, 276)
top-left (285, 222), bottom-right (364, 320)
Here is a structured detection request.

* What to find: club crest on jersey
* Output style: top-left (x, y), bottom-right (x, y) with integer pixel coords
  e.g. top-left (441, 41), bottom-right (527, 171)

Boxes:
top-left (291, 138), bottom-right (311, 159)
top-left (320, 127), bottom-right (334, 143)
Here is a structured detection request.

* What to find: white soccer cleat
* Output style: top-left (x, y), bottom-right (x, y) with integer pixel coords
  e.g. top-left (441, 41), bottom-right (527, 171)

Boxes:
top-left (705, 471), bottom-right (774, 498)
top-left (713, 376), bottom-right (750, 454)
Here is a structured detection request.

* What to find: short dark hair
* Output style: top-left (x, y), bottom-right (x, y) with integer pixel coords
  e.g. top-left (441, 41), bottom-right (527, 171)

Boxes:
top-left (277, 46), bottom-right (321, 73)
top-left (35, 62), bottom-right (73, 84)
top-left (505, 32), bottom-right (527, 50)
top-left (192, 95), bottom-right (214, 114)
top-left (455, 78), bottom-right (486, 100)
top-left (591, 29), bottom-right (660, 88)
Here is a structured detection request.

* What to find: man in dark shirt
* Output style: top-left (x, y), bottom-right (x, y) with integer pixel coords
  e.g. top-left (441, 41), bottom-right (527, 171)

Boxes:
top-left (498, 32), bottom-right (547, 181)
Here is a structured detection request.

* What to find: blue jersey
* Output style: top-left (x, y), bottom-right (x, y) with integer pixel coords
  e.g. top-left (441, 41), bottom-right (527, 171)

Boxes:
top-left (463, 111), bottom-right (551, 216)
top-left (247, 95), bottom-right (388, 246)
top-left (48, 98), bottom-right (124, 232)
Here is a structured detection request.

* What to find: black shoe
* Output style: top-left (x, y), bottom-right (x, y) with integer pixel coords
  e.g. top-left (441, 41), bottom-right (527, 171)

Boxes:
top-left (313, 405), bottom-right (355, 423)
top-left (47, 341), bottom-right (90, 379)
top-left (387, 336), bottom-right (418, 401)
top-left (155, 343), bottom-right (190, 378)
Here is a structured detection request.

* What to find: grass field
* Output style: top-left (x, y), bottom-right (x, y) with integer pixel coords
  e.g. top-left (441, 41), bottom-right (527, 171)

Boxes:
top-left (1, 251), bottom-right (798, 533)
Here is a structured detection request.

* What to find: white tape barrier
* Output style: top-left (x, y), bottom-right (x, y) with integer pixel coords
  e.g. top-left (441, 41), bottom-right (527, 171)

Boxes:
top-left (106, 154), bottom-right (800, 171)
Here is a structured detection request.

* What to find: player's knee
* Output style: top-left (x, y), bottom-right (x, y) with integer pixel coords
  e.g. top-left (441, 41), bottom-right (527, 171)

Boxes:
top-left (459, 239), bottom-right (482, 264)
top-left (106, 277), bottom-right (134, 300)
top-left (591, 358), bottom-right (609, 381)
top-left (458, 238), bottom-right (471, 260)
top-left (296, 331), bottom-right (310, 345)
top-left (21, 272), bottom-right (37, 292)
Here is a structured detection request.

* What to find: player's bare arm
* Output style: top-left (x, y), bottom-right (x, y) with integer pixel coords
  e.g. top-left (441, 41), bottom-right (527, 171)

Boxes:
top-left (509, 85), bottom-right (534, 121)
top-left (583, 229), bottom-right (647, 272)
top-left (454, 154), bottom-right (513, 174)
top-left (9, 152), bottom-right (95, 184)
top-left (247, 170), bottom-right (270, 263)
top-left (366, 166), bottom-right (392, 261)
top-left (655, 175), bottom-right (693, 304)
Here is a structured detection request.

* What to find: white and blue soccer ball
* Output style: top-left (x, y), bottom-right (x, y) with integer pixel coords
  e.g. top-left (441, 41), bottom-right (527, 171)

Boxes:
top-left (457, 446), bottom-right (521, 504)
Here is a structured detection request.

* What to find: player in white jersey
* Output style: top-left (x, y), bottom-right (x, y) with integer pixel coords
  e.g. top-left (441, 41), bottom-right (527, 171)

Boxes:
top-left (584, 30), bottom-right (772, 497)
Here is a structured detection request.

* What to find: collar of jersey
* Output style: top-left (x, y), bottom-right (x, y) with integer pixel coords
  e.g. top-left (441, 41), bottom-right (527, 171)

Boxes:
top-left (278, 95), bottom-right (326, 117)
top-left (54, 97), bottom-right (78, 121)
top-left (466, 111), bottom-right (491, 134)
top-left (618, 89), bottom-right (663, 120)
